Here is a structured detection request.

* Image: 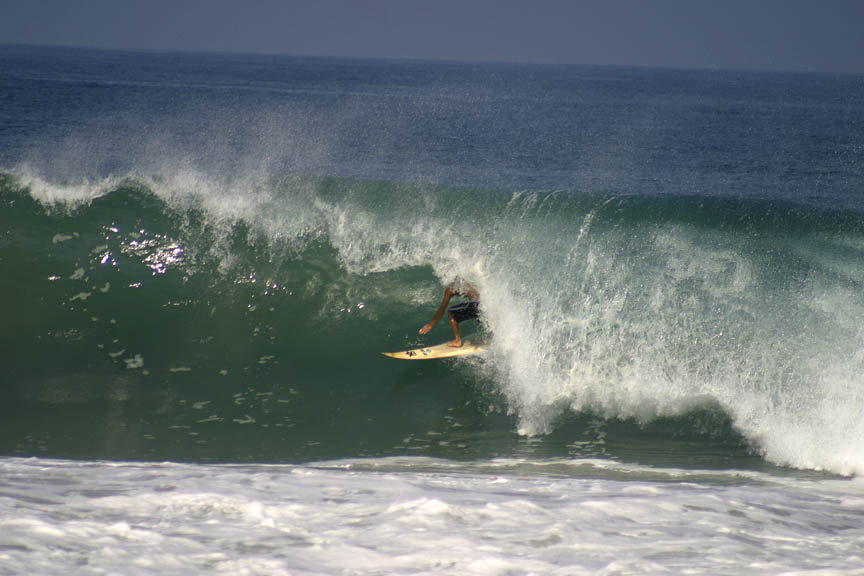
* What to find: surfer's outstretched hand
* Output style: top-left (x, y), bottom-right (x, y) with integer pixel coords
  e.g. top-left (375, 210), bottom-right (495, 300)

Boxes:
top-left (419, 323), bottom-right (434, 335)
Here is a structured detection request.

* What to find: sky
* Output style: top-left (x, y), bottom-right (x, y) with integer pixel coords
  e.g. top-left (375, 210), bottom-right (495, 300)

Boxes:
top-left (1, 0), bottom-right (863, 73)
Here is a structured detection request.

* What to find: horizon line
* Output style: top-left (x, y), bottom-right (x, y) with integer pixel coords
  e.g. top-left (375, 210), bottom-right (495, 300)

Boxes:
top-left (3, 40), bottom-right (861, 78)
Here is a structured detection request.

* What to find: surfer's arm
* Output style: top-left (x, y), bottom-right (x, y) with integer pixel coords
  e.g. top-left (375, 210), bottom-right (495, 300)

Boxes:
top-left (419, 287), bottom-right (454, 334)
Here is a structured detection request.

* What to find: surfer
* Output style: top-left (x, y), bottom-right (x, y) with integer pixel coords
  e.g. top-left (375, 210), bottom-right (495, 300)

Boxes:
top-left (419, 278), bottom-right (479, 347)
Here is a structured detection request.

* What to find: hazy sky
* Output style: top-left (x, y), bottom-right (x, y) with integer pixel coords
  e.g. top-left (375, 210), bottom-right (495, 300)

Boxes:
top-left (2, 0), bottom-right (863, 73)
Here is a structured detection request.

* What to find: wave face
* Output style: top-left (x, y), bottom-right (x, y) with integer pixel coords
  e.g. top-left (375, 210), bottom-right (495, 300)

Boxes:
top-left (2, 46), bottom-right (864, 474)
top-left (4, 171), bottom-right (864, 473)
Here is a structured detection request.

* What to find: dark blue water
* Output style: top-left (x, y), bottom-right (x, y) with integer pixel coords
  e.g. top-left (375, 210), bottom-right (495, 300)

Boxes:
top-left (2, 44), bottom-right (864, 475)
top-left (5, 44), bottom-right (862, 201)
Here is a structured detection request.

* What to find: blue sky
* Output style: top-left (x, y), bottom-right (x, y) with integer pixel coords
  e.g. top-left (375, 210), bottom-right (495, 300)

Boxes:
top-left (1, 0), bottom-right (863, 73)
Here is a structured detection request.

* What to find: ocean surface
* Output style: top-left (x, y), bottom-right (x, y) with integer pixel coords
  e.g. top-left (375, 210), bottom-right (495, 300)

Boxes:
top-left (2, 44), bottom-right (864, 574)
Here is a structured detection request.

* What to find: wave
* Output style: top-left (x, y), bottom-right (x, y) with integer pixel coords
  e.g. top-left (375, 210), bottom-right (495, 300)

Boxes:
top-left (3, 167), bottom-right (864, 474)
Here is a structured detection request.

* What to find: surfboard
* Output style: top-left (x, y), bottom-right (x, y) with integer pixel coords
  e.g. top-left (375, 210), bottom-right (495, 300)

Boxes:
top-left (382, 339), bottom-right (488, 360)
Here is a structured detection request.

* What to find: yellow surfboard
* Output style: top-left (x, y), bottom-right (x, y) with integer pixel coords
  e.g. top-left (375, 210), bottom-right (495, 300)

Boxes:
top-left (382, 339), bottom-right (488, 360)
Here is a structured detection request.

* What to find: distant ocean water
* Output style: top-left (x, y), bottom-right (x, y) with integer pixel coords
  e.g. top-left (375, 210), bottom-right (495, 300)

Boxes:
top-left (2, 44), bottom-right (864, 574)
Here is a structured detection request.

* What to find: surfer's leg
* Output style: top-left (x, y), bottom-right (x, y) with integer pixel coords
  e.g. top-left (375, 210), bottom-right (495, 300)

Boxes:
top-left (447, 312), bottom-right (463, 347)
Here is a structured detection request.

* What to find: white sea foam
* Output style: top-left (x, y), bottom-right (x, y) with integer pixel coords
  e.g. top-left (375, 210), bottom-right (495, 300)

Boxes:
top-left (0, 457), bottom-right (862, 575)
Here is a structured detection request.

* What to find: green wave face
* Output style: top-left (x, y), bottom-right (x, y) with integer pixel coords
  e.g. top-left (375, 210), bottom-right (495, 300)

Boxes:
top-left (3, 170), bottom-right (864, 473)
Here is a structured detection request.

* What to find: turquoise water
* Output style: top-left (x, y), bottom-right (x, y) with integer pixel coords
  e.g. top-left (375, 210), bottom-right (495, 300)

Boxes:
top-left (2, 45), bottom-right (864, 574)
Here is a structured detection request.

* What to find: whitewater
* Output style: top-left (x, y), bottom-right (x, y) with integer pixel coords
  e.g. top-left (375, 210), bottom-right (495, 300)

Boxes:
top-left (2, 44), bottom-right (864, 574)
top-left (3, 457), bottom-right (864, 576)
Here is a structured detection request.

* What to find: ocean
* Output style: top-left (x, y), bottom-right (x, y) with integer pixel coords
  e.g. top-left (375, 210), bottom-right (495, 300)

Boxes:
top-left (1, 44), bottom-right (864, 574)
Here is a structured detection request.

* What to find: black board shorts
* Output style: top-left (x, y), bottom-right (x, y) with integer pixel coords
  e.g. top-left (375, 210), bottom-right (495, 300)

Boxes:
top-left (449, 300), bottom-right (480, 323)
